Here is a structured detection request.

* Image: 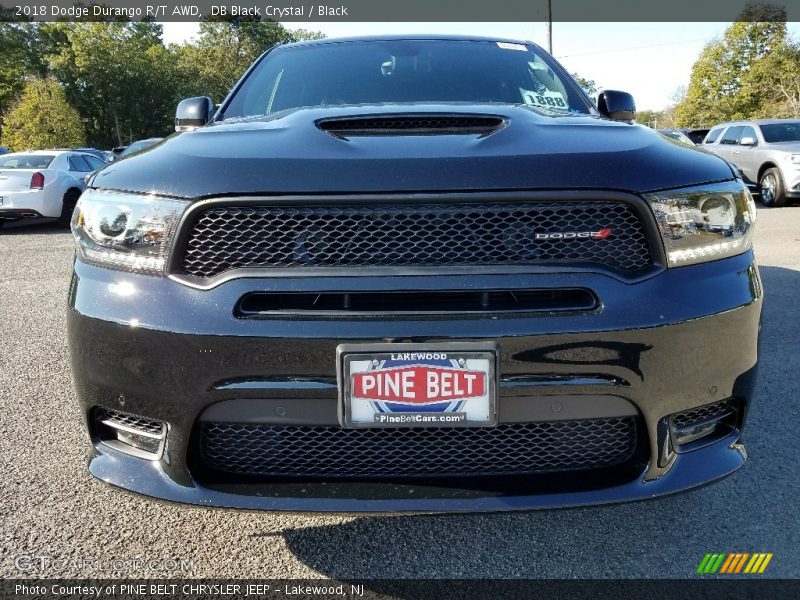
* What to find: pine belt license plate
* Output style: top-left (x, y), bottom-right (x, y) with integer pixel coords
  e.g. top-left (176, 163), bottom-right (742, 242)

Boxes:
top-left (338, 343), bottom-right (498, 428)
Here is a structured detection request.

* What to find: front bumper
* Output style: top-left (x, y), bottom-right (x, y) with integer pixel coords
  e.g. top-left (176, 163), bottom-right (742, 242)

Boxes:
top-left (68, 251), bottom-right (762, 512)
top-left (780, 165), bottom-right (800, 198)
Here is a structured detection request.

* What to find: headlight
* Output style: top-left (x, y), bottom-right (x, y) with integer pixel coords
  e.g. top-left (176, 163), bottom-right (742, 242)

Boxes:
top-left (645, 181), bottom-right (755, 267)
top-left (71, 190), bottom-right (188, 274)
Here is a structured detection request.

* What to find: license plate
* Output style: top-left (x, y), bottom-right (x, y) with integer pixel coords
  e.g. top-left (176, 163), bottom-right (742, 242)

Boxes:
top-left (338, 343), bottom-right (497, 428)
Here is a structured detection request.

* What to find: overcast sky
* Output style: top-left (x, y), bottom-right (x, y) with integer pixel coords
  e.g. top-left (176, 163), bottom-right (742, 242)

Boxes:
top-left (161, 21), bottom-right (800, 111)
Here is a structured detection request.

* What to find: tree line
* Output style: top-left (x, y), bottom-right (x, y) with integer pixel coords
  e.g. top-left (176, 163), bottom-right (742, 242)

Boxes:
top-left (0, 20), bottom-right (323, 150)
top-left (3, 5), bottom-right (799, 150)
top-left (639, 3), bottom-right (800, 129)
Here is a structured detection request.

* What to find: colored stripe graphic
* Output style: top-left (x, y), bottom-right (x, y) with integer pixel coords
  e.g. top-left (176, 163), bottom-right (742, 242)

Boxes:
top-left (720, 554), bottom-right (736, 574)
top-left (696, 554), bottom-right (713, 574)
top-left (701, 553), bottom-right (773, 575)
top-left (708, 554), bottom-right (725, 573)
top-left (760, 554), bottom-right (774, 573)
top-left (714, 554), bottom-right (726, 573)
top-left (745, 554), bottom-right (761, 573)
top-left (733, 553), bottom-right (749, 573)
top-left (720, 554), bottom-right (735, 574)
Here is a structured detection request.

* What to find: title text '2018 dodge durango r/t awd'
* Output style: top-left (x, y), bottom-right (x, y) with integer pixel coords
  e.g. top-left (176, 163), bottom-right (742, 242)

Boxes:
top-left (68, 36), bottom-right (761, 512)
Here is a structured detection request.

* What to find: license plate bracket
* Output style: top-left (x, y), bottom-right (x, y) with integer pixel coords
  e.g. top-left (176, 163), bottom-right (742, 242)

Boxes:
top-left (337, 342), bottom-right (498, 429)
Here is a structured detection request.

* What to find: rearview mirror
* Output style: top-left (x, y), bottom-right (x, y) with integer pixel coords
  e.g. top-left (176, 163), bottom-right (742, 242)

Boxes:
top-left (739, 136), bottom-right (757, 146)
top-left (597, 90), bottom-right (636, 123)
top-left (175, 96), bottom-right (214, 132)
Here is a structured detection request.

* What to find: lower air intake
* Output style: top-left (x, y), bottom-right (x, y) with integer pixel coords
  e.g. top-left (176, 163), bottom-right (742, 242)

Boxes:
top-left (671, 398), bottom-right (734, 429)
top-left (96, 408), bottom-right (164, 436)
top-left (197, 418), bottom-right (638, 478)
top-left (669, 398), bottom-right (738, 449)
top-left (95, 407), bottom-right (167, 460)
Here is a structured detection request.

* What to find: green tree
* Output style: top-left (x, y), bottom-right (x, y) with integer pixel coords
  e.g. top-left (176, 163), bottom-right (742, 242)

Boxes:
top-left (747, 42), bottom-right (800, 117)
top-left (175, 19), bottom-right (324, 102)
top-left (571, 72), bottom-right (597, 97)
top-left (675, 2), bottom-right (797, 126)
top-left (0, 26), bottom-right (29, 133)
top-left (0, 22), bottom-right (51, 138)
top-left (289, 28), bottom-right (327, 42)
top-left (636, 110), bottom-right (664, 128)
top-left (1, 78), bottom-right (85, 150)
top-left (47, 22), bottom-right (180, 147)
top-left (1, 20), bottom-right (327, 148)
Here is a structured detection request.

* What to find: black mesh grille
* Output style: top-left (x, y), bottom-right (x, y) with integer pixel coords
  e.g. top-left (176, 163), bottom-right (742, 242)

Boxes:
top-left (180, 202), bottom-right (653, 278)
top-left (198, 418), bottom-right (638, 478)
top-left (95, 408), bottom-right (164, 436)
top-left (672, 399), bottom-right (734, 429)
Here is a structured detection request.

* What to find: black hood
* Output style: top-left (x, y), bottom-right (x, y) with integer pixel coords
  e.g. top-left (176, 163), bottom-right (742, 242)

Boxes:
top-left (92, 104), bottom-right (734, 199)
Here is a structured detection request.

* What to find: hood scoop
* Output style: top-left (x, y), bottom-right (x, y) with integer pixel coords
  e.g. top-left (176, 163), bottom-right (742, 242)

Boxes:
top-left (316, 114), bottom-right (505, 138)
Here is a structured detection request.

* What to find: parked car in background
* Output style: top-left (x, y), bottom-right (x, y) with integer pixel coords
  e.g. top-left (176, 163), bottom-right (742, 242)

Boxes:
top-left (115, 137), bottom-right (163, 159)
top-left (72, 147), bottom-right (113, 163)
top-left (683, 128), bottom-right (710, 145)
top-left (0, 150), bottom-right (104, 228)
top-left (657, 128), bottom-right (695, 146)
top-left (702, 119), bottom-right (800, 207)
top-left (0, 147), bottom-right (9, 155)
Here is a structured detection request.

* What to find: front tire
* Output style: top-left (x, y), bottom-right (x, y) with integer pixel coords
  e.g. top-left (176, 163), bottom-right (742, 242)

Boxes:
top-left (58, 190), bottom-right (80, 227)
top-left (759, 168), bottom-right (787, 207)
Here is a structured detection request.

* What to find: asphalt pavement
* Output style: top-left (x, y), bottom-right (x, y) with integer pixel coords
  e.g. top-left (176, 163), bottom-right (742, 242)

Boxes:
top-left (0, 207), bottom-right (798, 580)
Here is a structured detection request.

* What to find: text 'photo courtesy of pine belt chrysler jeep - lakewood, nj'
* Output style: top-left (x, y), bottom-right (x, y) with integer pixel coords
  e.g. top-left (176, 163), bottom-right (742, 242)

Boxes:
top-left (67, 35), bottom-right (762, 512)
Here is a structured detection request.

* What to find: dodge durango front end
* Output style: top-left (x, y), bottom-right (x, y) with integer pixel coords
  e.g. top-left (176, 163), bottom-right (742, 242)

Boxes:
top-left (67, 36), bottom-right (761, 512)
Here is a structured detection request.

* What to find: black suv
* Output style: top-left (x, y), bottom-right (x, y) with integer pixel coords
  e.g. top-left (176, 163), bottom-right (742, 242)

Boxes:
top-left (68, 36), bottom-right (761, 512)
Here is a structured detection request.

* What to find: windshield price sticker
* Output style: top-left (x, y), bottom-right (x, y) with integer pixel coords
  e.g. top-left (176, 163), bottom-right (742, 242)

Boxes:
top-left (521, 89), bottom-right (569, 110)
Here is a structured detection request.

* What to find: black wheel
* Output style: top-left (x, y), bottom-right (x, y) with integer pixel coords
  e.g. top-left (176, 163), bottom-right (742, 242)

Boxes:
top-left (58, 190), bottom-right (80, 227)
top-left (759, 167), bottom-right (787, 207)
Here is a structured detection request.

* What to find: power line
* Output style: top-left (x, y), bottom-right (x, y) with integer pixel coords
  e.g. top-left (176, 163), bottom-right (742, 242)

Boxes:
top-left (556, 38), bottom-right (708, 59)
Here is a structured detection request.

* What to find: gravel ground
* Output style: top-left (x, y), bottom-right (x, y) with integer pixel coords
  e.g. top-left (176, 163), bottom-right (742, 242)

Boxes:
top-left (0, 207), bottom-right (798, 580)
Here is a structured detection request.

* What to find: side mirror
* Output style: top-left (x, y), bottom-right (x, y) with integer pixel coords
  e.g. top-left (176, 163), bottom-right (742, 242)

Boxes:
top-left (739, 136), bottom-right (757, 146)
top-left (175, 96), bottom-right (214, 132)
top-left (597, 90), bottom-right (636, 123)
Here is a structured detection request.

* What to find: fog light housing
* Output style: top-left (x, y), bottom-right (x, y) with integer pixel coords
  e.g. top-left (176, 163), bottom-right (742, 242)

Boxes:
top-left (94, 407), bottom-right (167, 460)
top-left (669, 399), bottom-right (738, 451)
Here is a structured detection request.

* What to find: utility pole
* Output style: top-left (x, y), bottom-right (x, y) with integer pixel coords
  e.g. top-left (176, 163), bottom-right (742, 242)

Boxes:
top-left (545, 0), bottom-right (553, 54)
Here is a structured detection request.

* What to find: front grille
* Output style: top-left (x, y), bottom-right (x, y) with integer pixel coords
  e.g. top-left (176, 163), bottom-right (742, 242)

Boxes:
top-left (198, 418), bottom-right (638, 478)
top-left (180, 201), bottom-right (653, 278)
top-left (671, 399), bottom-right (734, 429)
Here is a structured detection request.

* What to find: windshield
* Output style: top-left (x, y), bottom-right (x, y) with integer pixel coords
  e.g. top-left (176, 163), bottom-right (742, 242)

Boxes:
top-left (659, 130), bottom-right (694, 145)
top-left (119, 140), bottom-right (159, 157)
top-left (223, 39), bottom-right (591, 119)
top-left (760, 122), bottom-right (800, 143)
top-left (0, 154), bottom-right (55, 169)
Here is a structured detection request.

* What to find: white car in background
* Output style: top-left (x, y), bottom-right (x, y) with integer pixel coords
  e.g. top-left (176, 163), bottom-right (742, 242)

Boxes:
top-left (0, 150), bottom-right (105, 229)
